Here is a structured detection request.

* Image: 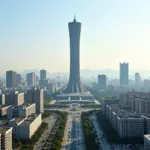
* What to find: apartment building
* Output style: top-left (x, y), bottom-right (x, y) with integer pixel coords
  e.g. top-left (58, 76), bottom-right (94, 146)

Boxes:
top-left (117, 116), bottom-right (144, 138)
top-left (5, 91), bottom-right (24, 106)
top-left (0, 127), bottom-right (12, 150)
top-left (7, 103), bottom-right (36, 120)
top-left (16, 113), bottom-right (41, 139)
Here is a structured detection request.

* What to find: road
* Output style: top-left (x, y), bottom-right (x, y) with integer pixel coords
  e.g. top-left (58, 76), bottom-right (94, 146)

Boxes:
top-left (61, 111), bottom-right (85, 150)
top-left (90, 114), bottom-right (111, 150)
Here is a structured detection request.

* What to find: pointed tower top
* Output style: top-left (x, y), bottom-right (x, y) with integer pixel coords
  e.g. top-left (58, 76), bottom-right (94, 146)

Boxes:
top-left (73, 14), bottom-right (76, 22)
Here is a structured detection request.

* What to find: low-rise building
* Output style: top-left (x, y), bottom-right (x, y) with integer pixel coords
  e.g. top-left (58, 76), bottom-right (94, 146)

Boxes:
top-left (0, 127), bottom-right (12, 150)
top-left (7, 103), bottom-right (36, 120)
top-left (144, 134), bottom-right (150, 150)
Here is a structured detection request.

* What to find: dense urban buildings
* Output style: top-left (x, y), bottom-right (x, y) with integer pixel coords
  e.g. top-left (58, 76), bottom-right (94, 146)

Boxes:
top-left (66, 17), bottom-right (83, 93)
top-left (120, 63), bottom-right (129, 87)
top-left (6, 70), bottom-right (17, 88)
top-left (98, 74), bottom-right (106, 90)
top-left (103, 91), bottom-right (150, 140)
top-left (27, 72), bottom-right (36, 87)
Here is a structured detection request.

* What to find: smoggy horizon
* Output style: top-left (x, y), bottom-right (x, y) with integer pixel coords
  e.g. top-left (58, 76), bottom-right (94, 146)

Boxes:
top-left (1, 0), bottom-right (150, 73)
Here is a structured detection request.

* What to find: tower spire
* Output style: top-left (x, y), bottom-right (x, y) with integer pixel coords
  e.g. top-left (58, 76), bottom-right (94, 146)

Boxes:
top-left (73, 14), bottom-right (76, 22)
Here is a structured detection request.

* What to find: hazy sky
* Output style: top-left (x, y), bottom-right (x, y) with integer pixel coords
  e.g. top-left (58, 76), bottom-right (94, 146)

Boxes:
top-left (0, 0), bottom-right (150, 73)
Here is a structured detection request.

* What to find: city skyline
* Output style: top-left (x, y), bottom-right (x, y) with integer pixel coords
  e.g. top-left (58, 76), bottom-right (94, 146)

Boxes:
top-left (1, 1), bottom-right (150, 73)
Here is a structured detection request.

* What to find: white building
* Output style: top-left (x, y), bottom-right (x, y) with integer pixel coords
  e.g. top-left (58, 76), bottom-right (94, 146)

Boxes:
top-left (7, 103), bottom-right (36, 120)
top-left (16, 114), bottom-right (41, 139)
top-left (0, 127), bottom-right (12, 150)
top-left (117, 116), bottom-right (144, 138)
top-left (144, 134), bottom-right (150, 150)
top-left (135, 98), bottom-right (150, 114)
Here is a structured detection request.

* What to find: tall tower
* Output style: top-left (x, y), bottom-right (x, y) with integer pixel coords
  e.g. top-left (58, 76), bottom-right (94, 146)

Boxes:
top-left (6, 70), bottom-right (17, 88)
top-left (66, 16), bottom-right (83, 93)
top-left (120, 63), bottom-right (129, 87)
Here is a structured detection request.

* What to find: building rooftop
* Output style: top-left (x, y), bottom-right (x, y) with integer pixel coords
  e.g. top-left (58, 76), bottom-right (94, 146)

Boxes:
top-left (13, 103), bottom-right (35, 109)
top-left (0, 105), bottom-right (11, 109)
top-left (20, 114), bottom-right (39, 126)
top-left (144, 134), bottom-right (150, 140)
top-left (107, 104), bottom-right (141, 118)
top-left (0, 127), bottom-right (12, 133)
top-left (15, 117), bottom-right (26, 124)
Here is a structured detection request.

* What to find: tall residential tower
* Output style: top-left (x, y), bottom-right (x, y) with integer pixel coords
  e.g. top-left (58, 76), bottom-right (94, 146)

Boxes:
top-left (120, 63), bottom-right (129, 87)
top-left (6, 70), bottom-right (17, 88)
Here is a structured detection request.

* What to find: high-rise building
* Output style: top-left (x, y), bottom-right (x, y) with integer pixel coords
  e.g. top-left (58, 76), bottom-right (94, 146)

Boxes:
top-left (40, 70), bottom-right (46, 86)
top-left (135, 72), bottom-right (141, 85)
top-left (66, 16), bottom-right (83, 93)
top-left (5, 91), bottom-right (24, 106)
top-left (98, 75), bottom-right (106, 90)
top-left (6, 70), bottom-right (17, 88)
top-left (7, 103), bottom-right (36, 120)
top-left (27, 72), bottom-right (36, 87)
top-left (120, 63), bottom-right (129, 87)
top-left (24, 88), bottom-right (44, 113)
top-left (16, 74), bottom-right (21, 85)
top-left (35, 75), bottom-right (39, 85)
top-left (40, 70), bottom-right (46, 81)
top-left (0, 127), bottom-right (12, 150)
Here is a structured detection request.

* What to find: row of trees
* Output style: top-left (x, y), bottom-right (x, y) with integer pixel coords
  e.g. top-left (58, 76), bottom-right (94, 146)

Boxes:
top-left (96, 111), bottom-right (144, 144)
top-left (49, 111), bottom-right (67, 150)
top-left (81, 111), bottom-right (99, 150)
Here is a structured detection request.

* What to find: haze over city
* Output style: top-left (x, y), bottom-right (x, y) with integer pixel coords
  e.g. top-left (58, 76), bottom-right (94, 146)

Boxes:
top-left (1, 0), bottom-right (150, 74)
